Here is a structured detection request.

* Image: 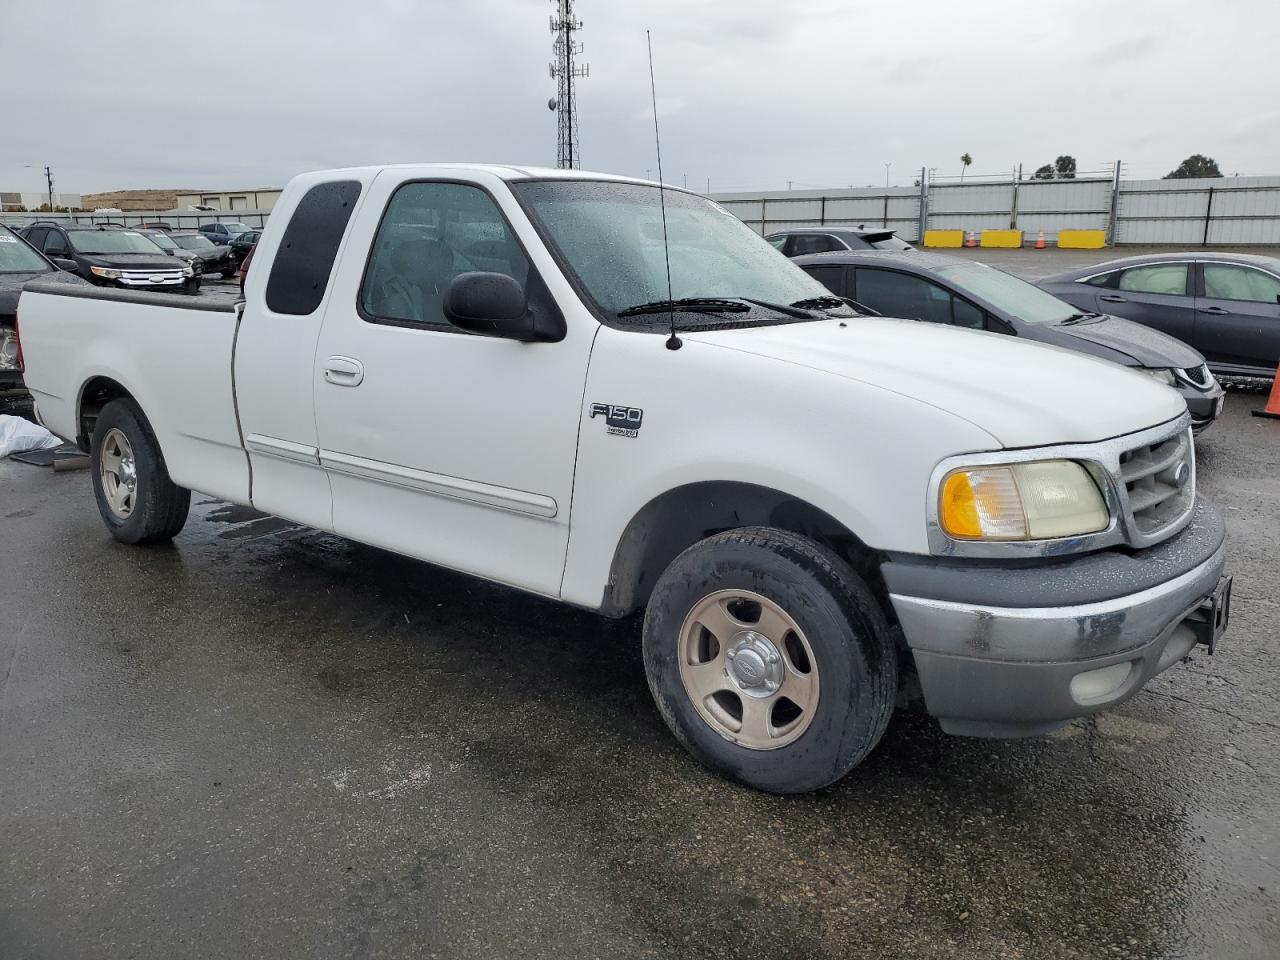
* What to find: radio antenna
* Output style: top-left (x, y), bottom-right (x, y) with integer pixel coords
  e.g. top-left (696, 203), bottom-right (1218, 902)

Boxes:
top-left (647, 30), bottom-right (681, 351)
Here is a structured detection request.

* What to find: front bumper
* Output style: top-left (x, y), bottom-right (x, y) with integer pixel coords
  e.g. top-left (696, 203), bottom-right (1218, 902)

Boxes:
top-left (884, 500), bottom-right (1227, 737)
top-left (1180, 381), bottom-right (1225, 433)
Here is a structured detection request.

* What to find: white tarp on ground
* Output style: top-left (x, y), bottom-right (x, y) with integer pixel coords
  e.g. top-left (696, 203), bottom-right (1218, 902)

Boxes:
top-left (0, 415), bottom-right (62, 458)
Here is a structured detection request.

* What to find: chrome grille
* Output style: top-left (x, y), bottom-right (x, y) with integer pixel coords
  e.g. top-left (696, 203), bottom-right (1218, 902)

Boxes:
top-left (1116, 427), bottom-right (1193, 542)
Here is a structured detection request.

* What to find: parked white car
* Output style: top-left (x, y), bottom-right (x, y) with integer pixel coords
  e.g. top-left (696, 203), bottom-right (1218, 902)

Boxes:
top-left (17, 164), bottom-right (1231, 793)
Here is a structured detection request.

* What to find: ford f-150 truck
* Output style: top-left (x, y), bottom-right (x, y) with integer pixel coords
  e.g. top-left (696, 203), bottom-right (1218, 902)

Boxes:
top-left (16, 164), bottom-right (1231, 793)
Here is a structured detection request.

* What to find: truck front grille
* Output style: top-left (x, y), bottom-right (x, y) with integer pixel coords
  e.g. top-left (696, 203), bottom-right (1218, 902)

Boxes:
top-left (1116, 427), bottom-right (1194, 544)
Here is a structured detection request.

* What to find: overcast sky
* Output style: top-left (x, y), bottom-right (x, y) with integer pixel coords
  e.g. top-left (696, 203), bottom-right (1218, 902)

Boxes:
top-left (3, 0), bottom-right (1278, 196)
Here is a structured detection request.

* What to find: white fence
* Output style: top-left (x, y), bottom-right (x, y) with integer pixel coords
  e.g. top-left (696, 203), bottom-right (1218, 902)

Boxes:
top-left (713, 174), bottom-right (1280, 246)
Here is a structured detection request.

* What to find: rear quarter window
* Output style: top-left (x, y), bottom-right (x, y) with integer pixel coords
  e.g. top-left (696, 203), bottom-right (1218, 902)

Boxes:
top-left (265, 180), bottom-right (362, 316)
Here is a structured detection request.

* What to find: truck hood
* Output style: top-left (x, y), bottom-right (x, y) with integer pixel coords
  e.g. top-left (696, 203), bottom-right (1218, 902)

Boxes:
top-left (1044, 314), bottom-right (1204, 369)
top-left (685, 316), bottom-right (1186, 448)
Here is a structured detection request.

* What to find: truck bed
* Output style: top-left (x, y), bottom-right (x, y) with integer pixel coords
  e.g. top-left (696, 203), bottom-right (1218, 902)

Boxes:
top-left (17, 278), bottom-right (251, 504)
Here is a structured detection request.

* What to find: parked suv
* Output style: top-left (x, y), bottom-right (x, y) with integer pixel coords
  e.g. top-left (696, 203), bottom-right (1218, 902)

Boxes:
top-left (767, 227), bottom-right (914, 257)
top-left (795, 250), bottom-right (1225, 432)
top-left (18, 223), bottom-right (192, 292)
top-left (198, 221), bottom-right (251, 244)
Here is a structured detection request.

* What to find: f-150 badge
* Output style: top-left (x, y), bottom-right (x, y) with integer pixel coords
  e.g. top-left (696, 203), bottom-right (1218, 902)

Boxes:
top-left (590, 403), bottom-right (643, 438)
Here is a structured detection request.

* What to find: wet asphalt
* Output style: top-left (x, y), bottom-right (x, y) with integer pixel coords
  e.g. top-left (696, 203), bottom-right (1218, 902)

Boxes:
top-left (2, 266), bottom-right (1279, 959)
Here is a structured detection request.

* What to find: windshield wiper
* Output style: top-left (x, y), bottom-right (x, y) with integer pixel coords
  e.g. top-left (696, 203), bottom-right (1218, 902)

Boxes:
top-left (617, 297), bottom-right (751, 317)
top-left (1059, 311), bottom-right (1102, 326)
top-left (740, 297), bottom-right (817, 319)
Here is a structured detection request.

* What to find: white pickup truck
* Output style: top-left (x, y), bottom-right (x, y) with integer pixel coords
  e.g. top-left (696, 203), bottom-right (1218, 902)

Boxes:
top-left (17, 164), bottom-right (1231, 793)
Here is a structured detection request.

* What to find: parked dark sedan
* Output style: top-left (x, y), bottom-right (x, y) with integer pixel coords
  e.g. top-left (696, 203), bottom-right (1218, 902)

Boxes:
top-left (795, 250), bottom-right (1225, 432)
top-left (19, 222), bottom-right (193, 293)
top-left (170, 232), bottom-right (238, 278)
top-left (228, 228), bottom-right (261, 265)
top-left (767, 226), bottom-right (914, 257)
top-left (1037, 253), bottom-right (1280, 379)
top-left (0, 224), bottom-right (89, 413)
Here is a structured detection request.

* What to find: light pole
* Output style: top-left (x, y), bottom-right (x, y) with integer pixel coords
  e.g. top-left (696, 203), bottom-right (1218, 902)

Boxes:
top-left (885, 163), bottom-right (891, 188)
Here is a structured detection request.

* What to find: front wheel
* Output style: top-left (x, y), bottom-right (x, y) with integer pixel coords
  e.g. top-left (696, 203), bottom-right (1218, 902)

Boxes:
top-left (642, 527), bottom-right (897, 794)
top-left (90, 399), bottom-right (190, 544)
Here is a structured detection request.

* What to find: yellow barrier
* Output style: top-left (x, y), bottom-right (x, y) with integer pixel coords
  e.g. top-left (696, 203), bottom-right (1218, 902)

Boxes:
top-left (979, 230), bottom-right (1023, 248)
top-left (923, 230), bottom-right (964, 248)
top-left (1058, 230), bottom-right (1106, 249)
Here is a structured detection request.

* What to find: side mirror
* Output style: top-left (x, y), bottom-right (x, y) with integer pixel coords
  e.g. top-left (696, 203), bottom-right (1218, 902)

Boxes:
top-left (53, 258), bottom-right (78, 271)
top-left (444, 272), bottom-right (541, 341)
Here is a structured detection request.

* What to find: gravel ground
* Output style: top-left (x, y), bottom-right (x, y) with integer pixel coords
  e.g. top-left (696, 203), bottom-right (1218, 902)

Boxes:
top-left (1, 255), bottom-right (1277, 959)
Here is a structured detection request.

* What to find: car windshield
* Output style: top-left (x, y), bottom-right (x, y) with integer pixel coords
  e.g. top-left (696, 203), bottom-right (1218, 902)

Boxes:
top-left (221, 222), bottom-right (249, 234)
top-left (0, 227), bottom-right (52, 274)
top-left (144, 232), bottom-right (178, 250)
top-left (512, 180), bottom-right (849, 323)
top-left (68, 230), bottom-right (168, 256)
top-left (934, 261), bottom-right (1078, 324)
top-left (174, 235), bottom-right (217, 250)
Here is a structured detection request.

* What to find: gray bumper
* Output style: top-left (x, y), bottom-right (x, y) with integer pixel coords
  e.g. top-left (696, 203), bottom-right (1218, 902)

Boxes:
top-left (1182, 381), bottom-right (1225, 432)
top-left (884, 501), bottom-right (1227, 737)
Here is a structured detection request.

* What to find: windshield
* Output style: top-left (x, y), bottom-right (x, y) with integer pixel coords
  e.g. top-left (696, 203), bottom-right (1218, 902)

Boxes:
top-left (221, 222), bottom-right (249, 234)
top-left (0, 227), bottom-right (52, 274)
top-left (68, 230), bottom-right (167, 256)
top-left (512, 180), bottom-right (844, 322)
top-left (174, 235), bottom-right (217, 250)
top-left (144, 232), bottom-right (178, 250)
top-left (934, 261), bottom-right (1078, 324)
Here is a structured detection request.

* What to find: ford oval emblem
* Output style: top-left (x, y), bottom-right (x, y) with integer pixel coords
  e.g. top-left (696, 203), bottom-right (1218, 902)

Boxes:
top-left (1173, 462), bottom-right (1191, 490)
top-left (150, 275), bottom-right (166, 283)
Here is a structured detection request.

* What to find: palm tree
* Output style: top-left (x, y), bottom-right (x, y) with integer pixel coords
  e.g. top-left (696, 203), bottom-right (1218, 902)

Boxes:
top-left (960, 153), bottom-right (973, 182)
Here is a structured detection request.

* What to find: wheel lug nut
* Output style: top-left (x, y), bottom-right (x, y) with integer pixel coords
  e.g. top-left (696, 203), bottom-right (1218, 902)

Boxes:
top-left (769, 653), bottom-right (779, 664)
top-left (726, 651), bottom-right (736, 659)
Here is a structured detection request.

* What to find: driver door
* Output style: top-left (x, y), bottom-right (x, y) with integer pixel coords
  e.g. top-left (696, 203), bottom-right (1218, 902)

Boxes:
top-left (312, 171), bottom-right (595, 597)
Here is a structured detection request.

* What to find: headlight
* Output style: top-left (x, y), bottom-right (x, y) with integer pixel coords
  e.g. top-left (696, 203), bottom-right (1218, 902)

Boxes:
top-left (939, 460), bottom-right (1109, 541)
top-left (90, 266), bottom-right (122, 279)
top-left (1136, 367), bottom-right (1176, 386)
top-left (0, 329), bottom-right (17, 371)
top-left (182, 264), bottom-right (194, 277)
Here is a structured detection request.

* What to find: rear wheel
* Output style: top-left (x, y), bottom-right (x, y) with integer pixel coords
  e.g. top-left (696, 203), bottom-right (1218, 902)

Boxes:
top-left (90, 399), bottom-right (190, 544)
top-left (642, 527), bottom-right (897, 793)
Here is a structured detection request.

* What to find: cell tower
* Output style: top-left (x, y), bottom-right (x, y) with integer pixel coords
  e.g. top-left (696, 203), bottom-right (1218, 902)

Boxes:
top-left (548, 0), bottom-right (588, 169)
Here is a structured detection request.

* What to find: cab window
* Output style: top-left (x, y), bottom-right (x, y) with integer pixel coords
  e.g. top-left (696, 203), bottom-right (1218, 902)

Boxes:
top-left (361, 181), bottom-right (530, 327)
top-left (1117, 263), bottom-right (1188, 296)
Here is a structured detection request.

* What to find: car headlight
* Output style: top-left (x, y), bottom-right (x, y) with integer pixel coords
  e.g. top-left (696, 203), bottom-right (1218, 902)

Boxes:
top-left (939, 460), bottom-right (1109, 541)
top-left (1136, 367), bottom-right (1176, 386)
top-left (90, 266), bottom-right (122, 279)
top-left (0, 329), bottom-right (18, 371)
top-left (182, 264), bottom-right (194, 277)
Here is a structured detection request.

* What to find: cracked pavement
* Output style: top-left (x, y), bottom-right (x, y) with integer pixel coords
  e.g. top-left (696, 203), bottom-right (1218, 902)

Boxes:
top-left (1, 355), bottom-right (1277, 959)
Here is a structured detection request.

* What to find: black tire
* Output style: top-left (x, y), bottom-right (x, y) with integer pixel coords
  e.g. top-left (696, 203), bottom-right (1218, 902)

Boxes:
top-left (220, 268), bottom-right (237, 279)
top-left (642, 527), bottom-right (897, 794)
top-left (90, 398), bottom-right (190, 545)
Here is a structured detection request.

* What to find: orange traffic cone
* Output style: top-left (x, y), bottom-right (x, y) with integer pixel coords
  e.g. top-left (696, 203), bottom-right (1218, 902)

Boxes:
top-left (1035, 230), bottom-right (1046, 249)
top-left (1253, 363), bottom-right (1280, 420)
top-left (965, 231), bottom-right (977, 248)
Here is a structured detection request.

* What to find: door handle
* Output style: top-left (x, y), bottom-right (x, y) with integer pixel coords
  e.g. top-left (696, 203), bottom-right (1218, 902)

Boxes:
top-left (1198, 306), bottom-right (1229, 315)
top-left (323, 356), bottom-right (364, 387)
top-left (1098, 295), bottom-right (1127, 303)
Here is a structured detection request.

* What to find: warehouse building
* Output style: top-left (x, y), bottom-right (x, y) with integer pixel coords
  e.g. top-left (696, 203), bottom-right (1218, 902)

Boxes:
top-left (174, 188), bottom-right (282, 211)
